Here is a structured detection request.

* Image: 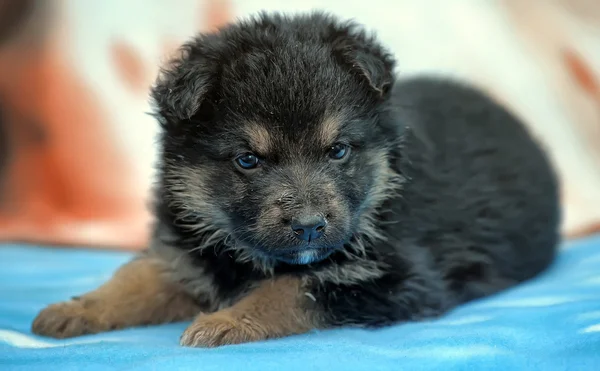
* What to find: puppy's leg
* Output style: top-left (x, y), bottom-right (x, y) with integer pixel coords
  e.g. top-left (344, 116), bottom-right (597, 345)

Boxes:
top-left (180, 276), bottom-right (321, 347)
top-left (32, 255), bottom-right (201, 339)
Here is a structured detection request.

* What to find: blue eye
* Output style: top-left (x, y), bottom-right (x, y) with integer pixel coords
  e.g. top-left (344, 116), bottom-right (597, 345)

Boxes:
top-left (235, 153), bottom-right (260, 170)
top-left (328, 143), bottom-right (350, 160)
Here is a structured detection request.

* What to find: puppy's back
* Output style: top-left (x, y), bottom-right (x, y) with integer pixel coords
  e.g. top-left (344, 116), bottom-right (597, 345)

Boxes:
top-left (388, 76), bottom-right (560, 287)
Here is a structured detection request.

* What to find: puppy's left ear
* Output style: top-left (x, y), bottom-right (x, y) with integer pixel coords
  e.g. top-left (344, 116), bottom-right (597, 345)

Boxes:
top-left (352, 47), bottom-right (395, 98)
top-left (328, 21), bottom-right (396, 99)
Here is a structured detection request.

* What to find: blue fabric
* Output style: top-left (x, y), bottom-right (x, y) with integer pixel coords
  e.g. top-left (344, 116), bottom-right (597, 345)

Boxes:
top-left (1, 236), bottom-right (600, 371)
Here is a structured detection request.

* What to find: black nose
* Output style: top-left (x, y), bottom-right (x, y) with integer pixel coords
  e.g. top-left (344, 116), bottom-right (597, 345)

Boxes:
top-left (291, 215), bottom-right (327, 242)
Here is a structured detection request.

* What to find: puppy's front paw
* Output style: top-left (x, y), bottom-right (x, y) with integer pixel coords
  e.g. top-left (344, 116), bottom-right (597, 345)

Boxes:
top-left (180, 312), bottom-right (266, 348)
top-left (31, 300), bottom-right (108, 339)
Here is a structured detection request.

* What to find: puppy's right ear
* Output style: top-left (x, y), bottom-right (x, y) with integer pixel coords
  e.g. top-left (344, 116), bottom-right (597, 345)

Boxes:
top-left (150, 38), bottom-right (218, 128)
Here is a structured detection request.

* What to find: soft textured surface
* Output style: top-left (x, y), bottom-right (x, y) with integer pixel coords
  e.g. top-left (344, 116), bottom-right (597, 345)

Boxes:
top-left (1, 235), bottom-right (599, 371)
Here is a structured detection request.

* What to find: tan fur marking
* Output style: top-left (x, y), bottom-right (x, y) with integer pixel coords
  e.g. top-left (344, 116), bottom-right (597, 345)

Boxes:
top-left (149, 231), bottom-right (227, 311)
top-left (323, 180), bottom-right (344, 216)
top-left (355, 149), bottom-right (404, 244)
top-left (163, 164), bottom-right (231, 243)
top-left (180, 276), bottom-right (321, 347)
top-left (164, 163), bottom-right (213, 215)
top-left (243, 121), bottom-right (272, 154)
top-left (31, 256), bottom-right (201, 339)
top-left (311, 260), bottom-right (385, 285)
top-left (319, 115), bottom-right (341, 146)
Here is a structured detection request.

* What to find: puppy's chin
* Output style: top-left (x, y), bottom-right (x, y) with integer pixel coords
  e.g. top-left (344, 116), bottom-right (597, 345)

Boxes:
top-left (270, 247), bottom-right (337, 266)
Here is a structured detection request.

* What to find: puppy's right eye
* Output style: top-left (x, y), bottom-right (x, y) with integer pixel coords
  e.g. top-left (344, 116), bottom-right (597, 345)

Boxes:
top-left (235, 153), bottom-right (260, 170)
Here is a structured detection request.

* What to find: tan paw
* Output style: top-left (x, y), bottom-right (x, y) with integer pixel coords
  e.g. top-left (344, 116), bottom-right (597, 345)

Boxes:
top-left (31, 299), bottom-right (110, 339)
top-left (180, 313), bottom-right (267, 348)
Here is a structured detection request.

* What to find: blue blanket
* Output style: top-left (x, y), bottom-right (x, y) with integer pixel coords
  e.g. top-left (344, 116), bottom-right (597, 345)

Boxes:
top-left (1, 236), bottom-right (600, 371)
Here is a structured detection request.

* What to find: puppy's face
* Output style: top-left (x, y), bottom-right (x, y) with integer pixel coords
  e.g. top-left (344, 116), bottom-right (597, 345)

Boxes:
top-left (154, 13), bottom-right (399, 266)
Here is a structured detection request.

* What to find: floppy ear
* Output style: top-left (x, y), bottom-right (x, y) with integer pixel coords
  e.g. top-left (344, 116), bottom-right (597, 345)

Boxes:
top-left (327, 21), bottom-right (396, 98)
top-left (352, 48), bottom-right (395, 98)
top-left (150, 38), bottom-right (218, 127)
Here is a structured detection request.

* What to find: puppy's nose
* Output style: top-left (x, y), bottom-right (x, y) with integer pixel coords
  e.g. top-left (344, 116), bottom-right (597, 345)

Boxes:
top-left (291, 215), bottom-right (326, 242)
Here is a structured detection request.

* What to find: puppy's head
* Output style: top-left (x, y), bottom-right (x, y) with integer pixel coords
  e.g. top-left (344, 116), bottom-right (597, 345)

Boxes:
top-left (153, 12), bottom-right (401, 266)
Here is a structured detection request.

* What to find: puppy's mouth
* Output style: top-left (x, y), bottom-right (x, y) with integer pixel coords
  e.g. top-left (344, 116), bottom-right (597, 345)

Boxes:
top-left (234, 225), bottom-right (351, 265)
top-left (269, 246), bottom-right (337, 265)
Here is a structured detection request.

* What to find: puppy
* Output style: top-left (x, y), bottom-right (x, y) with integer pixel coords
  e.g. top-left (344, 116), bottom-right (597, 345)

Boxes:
top-left (31, 12), bottom-right (561, 347)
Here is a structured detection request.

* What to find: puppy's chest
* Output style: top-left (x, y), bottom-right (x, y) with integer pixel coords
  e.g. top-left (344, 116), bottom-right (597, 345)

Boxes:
top-left (148, 240), bottom-right (261, 313)
top-left (180, 252), bottom-right (264, 311)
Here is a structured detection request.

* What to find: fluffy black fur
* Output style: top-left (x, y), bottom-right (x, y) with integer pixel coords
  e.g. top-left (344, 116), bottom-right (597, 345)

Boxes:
top-left (151, 12), bottom-right (560, 328)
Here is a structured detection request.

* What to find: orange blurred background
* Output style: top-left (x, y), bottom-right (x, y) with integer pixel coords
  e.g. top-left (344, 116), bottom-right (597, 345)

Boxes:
top-left (0, 0), bottom-right (598, 251)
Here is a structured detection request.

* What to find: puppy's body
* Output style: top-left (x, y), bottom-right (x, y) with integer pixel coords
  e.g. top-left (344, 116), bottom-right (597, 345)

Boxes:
top-left (32, 13), bottom-right (560, 346)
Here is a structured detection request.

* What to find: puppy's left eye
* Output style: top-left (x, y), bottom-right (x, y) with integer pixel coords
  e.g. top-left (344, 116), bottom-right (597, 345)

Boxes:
top-left (328, 143), bottom-right (350, 160)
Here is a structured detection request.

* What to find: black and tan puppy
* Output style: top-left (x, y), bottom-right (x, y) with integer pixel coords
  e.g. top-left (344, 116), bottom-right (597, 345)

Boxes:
top-left (31, 12), bottom-right (561, 347)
